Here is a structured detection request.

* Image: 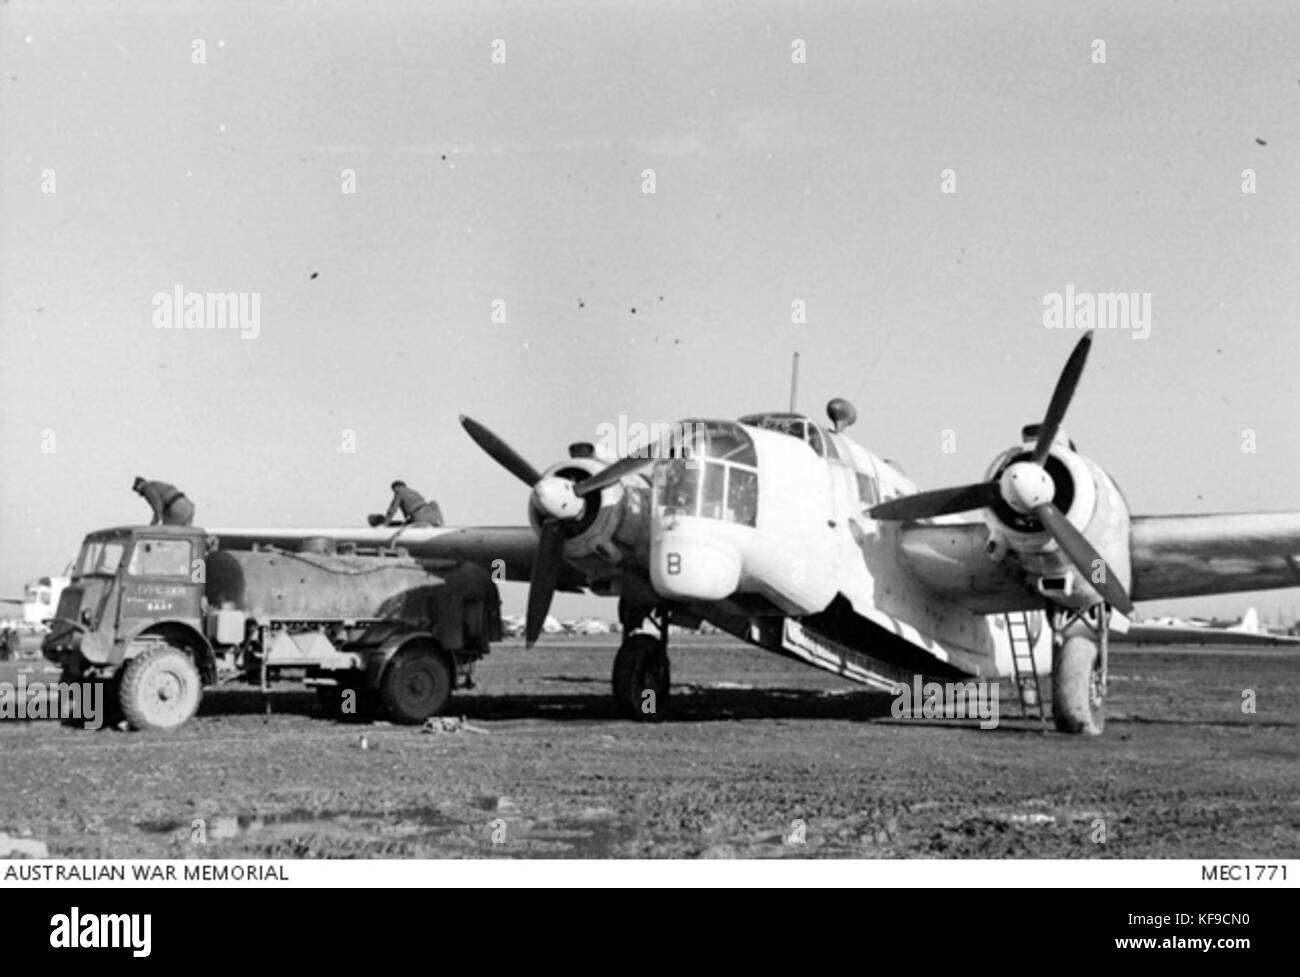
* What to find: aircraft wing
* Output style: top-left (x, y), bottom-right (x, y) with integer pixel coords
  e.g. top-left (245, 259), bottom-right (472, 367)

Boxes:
top-left (1129, 512), bottom-right (1300, 601)
top-left (897, 511), bottom-right (1300, 614)
top-left (209, 525), bottom-right (587, 590)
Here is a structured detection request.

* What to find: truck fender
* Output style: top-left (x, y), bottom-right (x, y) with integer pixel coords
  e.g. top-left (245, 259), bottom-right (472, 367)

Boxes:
top-left (126, 622), bottom-right (217, 685)
top-left (361, 632), bottom-right (452, 691)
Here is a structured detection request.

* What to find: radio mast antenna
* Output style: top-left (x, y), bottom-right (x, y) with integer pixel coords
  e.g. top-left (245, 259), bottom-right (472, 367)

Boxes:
top-left (789, 352), bottom-right (800, 413)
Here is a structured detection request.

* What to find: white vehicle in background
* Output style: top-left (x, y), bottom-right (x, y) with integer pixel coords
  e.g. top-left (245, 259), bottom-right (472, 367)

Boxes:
top-left (1, 575), bottom-right (70, 660)
top-left (568, 617), bottom-right (612, 635)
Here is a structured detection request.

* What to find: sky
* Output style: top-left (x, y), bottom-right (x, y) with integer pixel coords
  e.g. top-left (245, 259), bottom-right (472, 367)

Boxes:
top-left (3, 0), bottom-right (1300, 622)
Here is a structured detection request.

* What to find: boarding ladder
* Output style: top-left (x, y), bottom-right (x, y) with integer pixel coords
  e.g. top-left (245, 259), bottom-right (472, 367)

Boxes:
top-left (1005, 611), bottom-right (1045, 721)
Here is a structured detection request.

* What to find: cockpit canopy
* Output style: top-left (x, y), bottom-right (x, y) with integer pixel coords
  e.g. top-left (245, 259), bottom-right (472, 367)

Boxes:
top-left (662, 419), bottom-right (757, 466)
top-left (737, 412), bottom-right (836, 459)
top-left (654, 419), bottom-right (759, 527)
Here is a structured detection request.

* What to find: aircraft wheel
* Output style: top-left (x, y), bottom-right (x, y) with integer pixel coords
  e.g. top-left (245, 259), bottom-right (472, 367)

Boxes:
top-left (380, 644), bottom-right (453, 724)
top-left (1051, 634), bottom-right (1105, 736)
top-left (612, 634), bottom-right (670, 722)
top-left (119, 645), bottom-right (203, 731)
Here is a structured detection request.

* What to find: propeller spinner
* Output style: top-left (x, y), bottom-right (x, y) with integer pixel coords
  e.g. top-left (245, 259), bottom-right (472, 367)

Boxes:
top-left (869, 334), bottom-right (1132, 614)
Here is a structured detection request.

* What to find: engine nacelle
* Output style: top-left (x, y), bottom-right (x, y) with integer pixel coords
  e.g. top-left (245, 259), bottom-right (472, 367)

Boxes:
top-left (981, 435), bottom-right (1132, 610)
top-left (527, 458), bottom-right (651, 578)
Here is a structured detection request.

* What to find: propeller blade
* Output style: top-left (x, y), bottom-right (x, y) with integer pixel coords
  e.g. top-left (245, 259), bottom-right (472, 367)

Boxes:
top-left (460, 416), bottom-right (543, 487)
top-left (525, 520), bottom-right (565, 647)
top-left (573, 453), bottom-right (654, 497)
top-left (870, 481), bottom-right (1002, 521)
top-left (1033, 502), bottom-right (1133, 614)
top-left (1033, 333), bottom-right (1092, 465)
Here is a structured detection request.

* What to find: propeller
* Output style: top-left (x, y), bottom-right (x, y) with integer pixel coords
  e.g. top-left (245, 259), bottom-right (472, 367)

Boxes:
top-left (460, 415), bottom-right (542, 487)
top-left (1034, 502), bottom-right (1132, 614)
top-left (460, 415), bottom-right (652, 646)
top-left (526, 521), bottom-right (565, 645)
top-left (864, 481), bottom-right (1002, 522)
top-left (572, 452), bottom-right (654, 496)
top-left (870, 333), bottom-right (1132, 612)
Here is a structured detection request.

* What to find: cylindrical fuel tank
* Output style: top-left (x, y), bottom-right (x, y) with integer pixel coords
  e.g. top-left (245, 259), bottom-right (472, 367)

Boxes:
top-left (205, 549), bottom-right (446, 622)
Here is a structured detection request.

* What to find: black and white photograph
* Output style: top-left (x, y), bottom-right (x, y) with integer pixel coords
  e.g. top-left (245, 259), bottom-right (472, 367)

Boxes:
top-left (0, 0), bottom-right (1296, 923)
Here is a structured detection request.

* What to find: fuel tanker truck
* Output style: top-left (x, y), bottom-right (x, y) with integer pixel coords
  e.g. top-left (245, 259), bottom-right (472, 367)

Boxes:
top-left (42, 525), bottom-right (501, 731)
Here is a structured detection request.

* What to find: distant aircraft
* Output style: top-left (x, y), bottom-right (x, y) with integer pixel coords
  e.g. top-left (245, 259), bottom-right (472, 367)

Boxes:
top-left (1119, 606), bottom-right (1300, 646)
top-left (216, 334), bottom-right (1300, 735)
top-left (567, 617), bottom-right (612, 635)
top-left (501, 613), bottom-right (526, 639)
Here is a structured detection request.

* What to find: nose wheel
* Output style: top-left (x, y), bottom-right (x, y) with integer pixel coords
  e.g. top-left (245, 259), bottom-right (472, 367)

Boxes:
top-left (1049, 604), bottom-right (1110, 736)
top-left (612, 605), bottom-right (671, 721)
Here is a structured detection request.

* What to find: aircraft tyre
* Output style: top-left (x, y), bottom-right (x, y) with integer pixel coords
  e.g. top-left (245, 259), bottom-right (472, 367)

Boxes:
top-left (1051, 634), bottom-right (1105, 736)
top-left (612, 633), bottom-right (670, 722)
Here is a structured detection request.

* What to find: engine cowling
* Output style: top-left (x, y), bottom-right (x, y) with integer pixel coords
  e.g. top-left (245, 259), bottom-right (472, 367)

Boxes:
top-left (982, 433), bottom-right (1132, 609)
top-left (527, 458), bottom-right (651, 579)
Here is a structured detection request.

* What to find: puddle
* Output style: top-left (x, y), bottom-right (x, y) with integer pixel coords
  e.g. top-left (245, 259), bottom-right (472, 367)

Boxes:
top-left (500, 816), bottom-right (634, 858)
top-left (136, 806), bottom-right (462, 840)
top-left (136, 803), bottom-right (634, 856)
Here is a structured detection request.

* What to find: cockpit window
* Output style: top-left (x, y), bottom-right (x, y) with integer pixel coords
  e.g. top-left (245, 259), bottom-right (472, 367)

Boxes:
top-left (738, 412), bottom-right (828, 457)
top-left (805, 424), bottom-right (824, 456)
top-left (666, 419), bottom-right (757, 467)
top-left (654, 456), bottom-right (758, 527)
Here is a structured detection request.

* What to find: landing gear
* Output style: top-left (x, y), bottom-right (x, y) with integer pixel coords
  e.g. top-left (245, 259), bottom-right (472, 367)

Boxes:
top-left (612, 604), bottom-right (671, 721)
top-left (1048, 604), bottom-right (1109, 736)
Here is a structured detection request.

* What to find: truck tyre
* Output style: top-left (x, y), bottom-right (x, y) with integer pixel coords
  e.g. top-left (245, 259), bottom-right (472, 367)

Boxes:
top-left (1052, 635), bottom-right (1105, 736)
top-left (612, 634), bottom-right (670, 722)
top-left (379, 645), bottom-right (452, 724)
top-left (119, 645), bottom-right (203, 731)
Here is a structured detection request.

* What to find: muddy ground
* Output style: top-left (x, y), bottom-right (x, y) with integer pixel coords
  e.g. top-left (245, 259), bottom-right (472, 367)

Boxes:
top-left (1, 635), bottom-right (1296, 858)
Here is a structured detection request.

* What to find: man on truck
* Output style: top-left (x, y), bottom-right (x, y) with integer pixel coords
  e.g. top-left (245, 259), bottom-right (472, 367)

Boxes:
top-left (383, 480), bottom-right (443, 527)
top-left (133, 476), bottom-right (195, 526)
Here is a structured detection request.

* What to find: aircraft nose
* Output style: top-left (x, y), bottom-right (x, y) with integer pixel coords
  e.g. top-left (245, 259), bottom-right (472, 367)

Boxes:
top-left (651, 536), bottom-right (742, 601)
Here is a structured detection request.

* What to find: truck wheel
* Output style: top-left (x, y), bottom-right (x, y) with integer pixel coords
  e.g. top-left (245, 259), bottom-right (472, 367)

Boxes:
top-left (1052, 635), bottom-right (1105, 736)
top-left (612, 634), bottom-right (670, 722)
top-left (379, 645), bottom-right (452, 724)
top-left (119, 645), bottom-right (203, 731)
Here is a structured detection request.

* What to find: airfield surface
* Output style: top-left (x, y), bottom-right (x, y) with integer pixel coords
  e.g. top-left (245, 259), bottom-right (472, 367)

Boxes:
top-left (1, 635), bottom-right (1296, 858)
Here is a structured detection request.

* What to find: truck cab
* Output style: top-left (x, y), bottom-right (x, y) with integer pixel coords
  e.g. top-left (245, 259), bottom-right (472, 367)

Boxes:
top-left (45, 526), bottom-right (207, 676)
top-left (44, 526), bottom-right (501, 732)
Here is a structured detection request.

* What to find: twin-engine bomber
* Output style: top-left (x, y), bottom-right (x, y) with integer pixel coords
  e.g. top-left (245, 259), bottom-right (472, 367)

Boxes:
top-left (203, 334), bottom-right (1300, 735)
